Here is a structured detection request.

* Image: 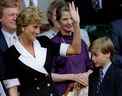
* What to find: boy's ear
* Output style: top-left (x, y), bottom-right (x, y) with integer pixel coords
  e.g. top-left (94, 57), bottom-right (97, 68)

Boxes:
top-left (106, 52), bottom-right (111, 59)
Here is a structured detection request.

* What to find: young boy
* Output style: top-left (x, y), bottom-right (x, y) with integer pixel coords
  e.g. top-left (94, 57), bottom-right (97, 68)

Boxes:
top-left (89, 36), bottom-right (122, 96)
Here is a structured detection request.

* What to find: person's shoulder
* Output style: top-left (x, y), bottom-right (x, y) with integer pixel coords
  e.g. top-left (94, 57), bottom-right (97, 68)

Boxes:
top-left (0, 29), bottom-right (3, 37)
top-left (80, 28), bottom-right (90, 47)
top-left (111, 63), bottom-right (122, 76)
top-left (0, 31), bottom-right (4, 41)
top-left (3, 46), bottom-right (20, 64)
top-left (38, 30), bottom-right (57, 39)
top-left (37, 35), bottom-right (50, 40)
top-left (112, 54), bottom-right (122, 68)
top-left (37, 36), bottom-right (51, 48)
top-left (4, 46), bottom-right (20, 57)
top-left (89, 69), bottom-right (99, 79)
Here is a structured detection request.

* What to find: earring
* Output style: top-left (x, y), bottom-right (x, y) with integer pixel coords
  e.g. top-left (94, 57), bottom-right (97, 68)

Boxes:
top-left (22, 28), bottom-right (24, 31)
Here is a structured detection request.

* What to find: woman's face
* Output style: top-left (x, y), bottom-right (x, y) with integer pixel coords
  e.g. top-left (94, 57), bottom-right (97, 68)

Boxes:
top-left (22, 24), bottom-right (40, 41)
top-left (58, 11), bottom-right (73, 33)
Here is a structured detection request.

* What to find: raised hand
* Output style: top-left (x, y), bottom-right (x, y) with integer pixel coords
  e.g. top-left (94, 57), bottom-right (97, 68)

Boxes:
top-left (69, 1), bottom-right (80, 24)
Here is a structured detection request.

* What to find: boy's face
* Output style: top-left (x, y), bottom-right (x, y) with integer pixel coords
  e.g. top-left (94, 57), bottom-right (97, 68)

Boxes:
top-left (91, 51), bottom-right (110, 68)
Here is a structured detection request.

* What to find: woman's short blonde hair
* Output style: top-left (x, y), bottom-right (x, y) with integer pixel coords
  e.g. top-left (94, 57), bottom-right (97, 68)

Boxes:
top-left (16, 6), bottom-right (45, 35)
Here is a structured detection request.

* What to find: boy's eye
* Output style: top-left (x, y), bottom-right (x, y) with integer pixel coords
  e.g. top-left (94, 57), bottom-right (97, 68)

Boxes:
top-left (92, 53), bottom-right (98, 56)
top-left (33, 26), bottom-right (39, 28)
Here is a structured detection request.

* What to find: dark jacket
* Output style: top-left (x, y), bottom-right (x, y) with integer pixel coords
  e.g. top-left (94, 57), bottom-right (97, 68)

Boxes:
top-left (3, 36), bottom-right (60, 96)
top-left (89, 64), bottom-right (122, 96)
top-left (0, 30), bottom-right (8, 80)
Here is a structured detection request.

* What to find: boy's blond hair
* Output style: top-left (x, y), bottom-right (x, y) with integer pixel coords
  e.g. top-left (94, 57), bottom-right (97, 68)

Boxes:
top-left (90, 37), bottom-right (115, 55)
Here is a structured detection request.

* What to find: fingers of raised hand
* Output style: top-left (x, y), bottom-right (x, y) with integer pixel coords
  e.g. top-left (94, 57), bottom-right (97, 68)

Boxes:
top-left (69, 2), bottom-right (80, 23)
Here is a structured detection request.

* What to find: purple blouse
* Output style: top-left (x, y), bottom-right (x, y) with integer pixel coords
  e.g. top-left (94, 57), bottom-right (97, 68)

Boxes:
top-left (51, 32), bottom-right (90, 95)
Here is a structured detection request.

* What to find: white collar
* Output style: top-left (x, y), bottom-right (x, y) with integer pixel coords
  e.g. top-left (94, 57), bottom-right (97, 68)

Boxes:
top-left (2, 28), bottom-right (16, 38)
top-left (102, 61), bottom-right (112, 77)
top-left (2, 29), bottom-right (18, 47)
top-left (14, 39), bottom-right (48, 74)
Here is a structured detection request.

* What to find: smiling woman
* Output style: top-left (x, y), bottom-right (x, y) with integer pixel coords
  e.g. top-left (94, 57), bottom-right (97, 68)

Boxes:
top-left (3, 3), bottom-right (81, 96)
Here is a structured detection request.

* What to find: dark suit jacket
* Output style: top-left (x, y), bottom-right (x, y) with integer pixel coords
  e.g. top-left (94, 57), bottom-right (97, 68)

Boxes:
top-left (88, 64), bottom-right (122, 96)
top-left (3, 36), bottom-right (61, 96)
top-left (0, 29), bottom-right (9, 96)
top-left (0, 30), bottom-right (8, 80)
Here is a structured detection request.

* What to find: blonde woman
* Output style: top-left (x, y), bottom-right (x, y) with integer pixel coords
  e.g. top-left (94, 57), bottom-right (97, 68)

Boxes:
top-left (3, 2), bottom-right (81, 96)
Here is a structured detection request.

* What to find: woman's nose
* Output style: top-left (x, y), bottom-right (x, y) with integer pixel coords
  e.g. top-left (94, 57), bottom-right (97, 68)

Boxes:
top-left (67, 19), bottom-right (73, 24)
